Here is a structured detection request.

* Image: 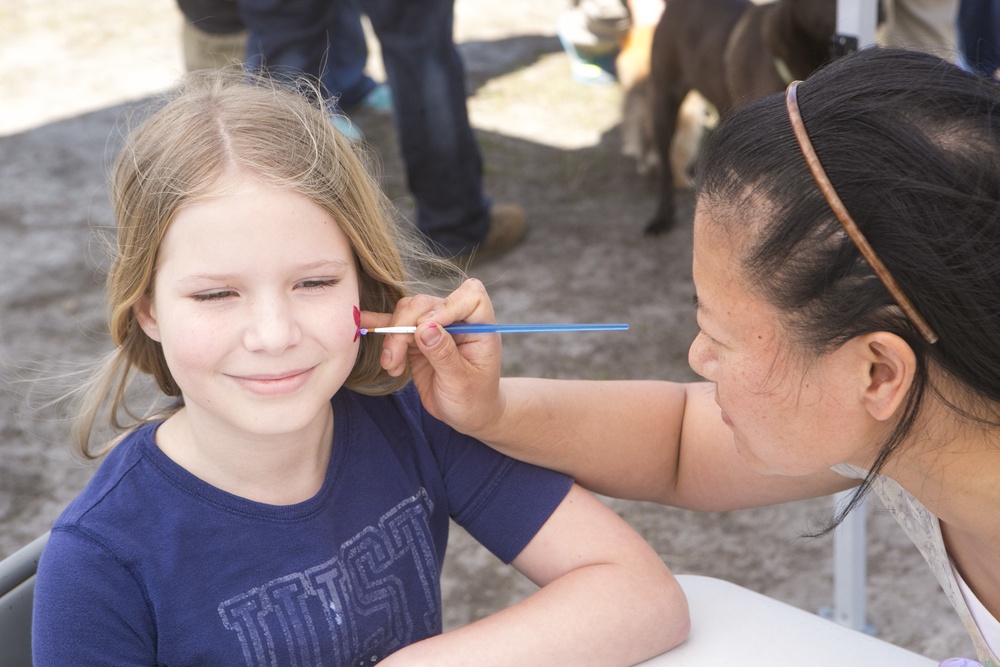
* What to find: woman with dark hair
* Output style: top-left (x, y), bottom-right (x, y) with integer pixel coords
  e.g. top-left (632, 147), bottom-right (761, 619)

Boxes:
top-left (364, 47), bottom-right (1000, 664)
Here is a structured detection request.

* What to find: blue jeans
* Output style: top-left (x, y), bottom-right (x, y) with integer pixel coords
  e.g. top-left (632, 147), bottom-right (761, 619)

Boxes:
top-left (237, 0), bottom-right (489, 255)
top-left (239, 0), bottom-right (375, 110)
top-left (959, 0), bottom-right (1000, 77)
top-left (363, 0), bottom-right (489, 254)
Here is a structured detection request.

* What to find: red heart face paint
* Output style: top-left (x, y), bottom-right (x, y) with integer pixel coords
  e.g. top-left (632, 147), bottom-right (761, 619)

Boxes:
top-left (353, 305), bottom-right (361, 342)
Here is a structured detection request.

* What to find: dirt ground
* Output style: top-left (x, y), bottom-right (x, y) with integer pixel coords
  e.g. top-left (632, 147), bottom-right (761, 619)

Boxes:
top-left (0, 0), bottom-right (974, 661)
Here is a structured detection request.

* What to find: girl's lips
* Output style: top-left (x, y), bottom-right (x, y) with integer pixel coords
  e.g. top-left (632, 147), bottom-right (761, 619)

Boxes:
top-left (228, 368), bottom-right (314, 396)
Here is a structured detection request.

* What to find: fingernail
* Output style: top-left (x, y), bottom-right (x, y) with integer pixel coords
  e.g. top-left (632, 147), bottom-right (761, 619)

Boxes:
top-left (420, 323), bottom-right (442, 347)
top-left (381, 348), bottom-right (393, 367)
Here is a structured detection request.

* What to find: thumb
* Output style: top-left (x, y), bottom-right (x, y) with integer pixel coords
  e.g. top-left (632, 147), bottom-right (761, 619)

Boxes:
top-left (411, 321), bottom-right (502, 433)
top-left (416, 323), bottom-right (452, 365)
top-left (414, 322), bottom-right (481, 383)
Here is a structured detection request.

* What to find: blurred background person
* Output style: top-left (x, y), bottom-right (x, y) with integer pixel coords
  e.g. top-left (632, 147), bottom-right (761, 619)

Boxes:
top-left (228, 0), bottom-right (526, 264)
top-left (958, 0), bottom-right (1000, 77)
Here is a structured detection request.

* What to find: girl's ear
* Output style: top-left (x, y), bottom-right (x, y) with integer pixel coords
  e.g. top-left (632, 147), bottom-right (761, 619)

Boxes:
top-left (858, 332), bottom-right (916, 422)
top-left (133, 295), bottom-right (162, 342)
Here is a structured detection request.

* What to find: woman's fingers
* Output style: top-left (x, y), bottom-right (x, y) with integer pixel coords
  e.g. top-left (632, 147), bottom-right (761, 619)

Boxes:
top-left (365, 279), bottom-right (497, 377)
top-left (432, 278), bottom-right (496, 326)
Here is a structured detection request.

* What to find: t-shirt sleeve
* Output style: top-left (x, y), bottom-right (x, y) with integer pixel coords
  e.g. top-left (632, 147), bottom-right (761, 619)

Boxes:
top-left (405, 387), bottom-right (573, 564)
top-left (33, 527), bottom-right (156, 666)
top-left (449, 453), bottom-right (574, 564)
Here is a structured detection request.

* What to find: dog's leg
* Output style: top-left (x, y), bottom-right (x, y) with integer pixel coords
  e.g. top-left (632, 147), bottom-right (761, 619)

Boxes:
top-left (644, 8), bottom-right (692, 236)
top-left (645, 74), bottom-right (687, 235)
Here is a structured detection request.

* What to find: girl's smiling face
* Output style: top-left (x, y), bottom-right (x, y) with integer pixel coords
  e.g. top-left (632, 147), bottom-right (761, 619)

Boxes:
top-left (135, 176), bottom-right (361, 440)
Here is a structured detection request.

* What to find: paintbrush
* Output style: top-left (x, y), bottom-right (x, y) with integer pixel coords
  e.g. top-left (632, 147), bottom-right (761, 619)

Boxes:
top-left (359, 323), bottom-right (630, 335)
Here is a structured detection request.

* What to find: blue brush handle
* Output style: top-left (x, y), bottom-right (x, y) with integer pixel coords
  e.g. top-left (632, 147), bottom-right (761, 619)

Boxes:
top-left (442, 323), bottom-right (629, 334)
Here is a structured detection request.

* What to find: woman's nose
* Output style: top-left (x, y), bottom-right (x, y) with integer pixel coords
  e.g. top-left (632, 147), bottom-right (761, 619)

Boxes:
top-left (687, 332), bottom-right (716, 381)
top-left (243, 296), bottom-right (302, 354)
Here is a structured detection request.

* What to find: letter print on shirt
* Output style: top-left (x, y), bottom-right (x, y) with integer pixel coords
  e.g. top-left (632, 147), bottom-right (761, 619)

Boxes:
top-left (218, 490), bottom-right (440, 666)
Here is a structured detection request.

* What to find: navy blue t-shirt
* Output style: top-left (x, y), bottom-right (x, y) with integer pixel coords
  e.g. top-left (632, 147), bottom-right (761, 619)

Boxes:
top-left (33, 385), bottom-right (572, 666)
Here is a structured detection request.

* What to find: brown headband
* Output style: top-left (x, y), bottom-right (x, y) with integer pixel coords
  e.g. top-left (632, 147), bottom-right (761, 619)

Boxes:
top-left (785, 81), bottom-right (939, 344)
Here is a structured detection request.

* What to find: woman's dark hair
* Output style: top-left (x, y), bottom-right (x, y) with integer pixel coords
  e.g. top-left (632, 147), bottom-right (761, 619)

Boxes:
top-left (695, 47), bottom-right (1000, 529)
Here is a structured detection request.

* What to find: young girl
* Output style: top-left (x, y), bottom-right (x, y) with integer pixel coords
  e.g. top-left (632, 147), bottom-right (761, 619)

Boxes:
top-left (31, 70), bottom-right (688, 666)
top-left (372, 48), bottom-right (1000, 665)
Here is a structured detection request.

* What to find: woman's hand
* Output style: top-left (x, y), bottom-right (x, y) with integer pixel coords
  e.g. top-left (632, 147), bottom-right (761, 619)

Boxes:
top-left (360, 279), bottom-right (506, 439)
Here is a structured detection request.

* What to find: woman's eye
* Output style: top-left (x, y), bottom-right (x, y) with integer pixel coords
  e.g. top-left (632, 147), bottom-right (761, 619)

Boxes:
top-left (697, 328), bottom-right (719, 346)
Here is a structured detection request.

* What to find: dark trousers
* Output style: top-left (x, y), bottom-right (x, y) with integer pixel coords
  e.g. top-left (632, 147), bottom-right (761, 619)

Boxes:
top-left (237, 0), bottom-right (490, 255)
top-left (959, 0), bottom-right (1000, 77)
top-left (239, 0), bottom-right (375, 109)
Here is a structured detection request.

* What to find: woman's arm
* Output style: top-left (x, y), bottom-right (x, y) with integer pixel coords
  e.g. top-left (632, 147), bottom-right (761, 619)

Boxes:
top-left (365, 281), bottom-right (854, 510)
top-left (377, 484), bottom-right (690, 667)
top-left (479, 378), bottom-right (853, 509)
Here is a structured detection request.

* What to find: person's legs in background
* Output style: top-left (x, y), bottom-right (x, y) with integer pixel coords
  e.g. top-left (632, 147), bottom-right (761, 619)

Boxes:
top-left (319, 0), bottom-right (381, 111)
top-left (958, 0), bottom-right (1000, 77)
top-left (239, 0), bottom-right (336, 83)
top-left (177, 0), bottom-right (247, 72)
top-left (363, 0), bottom-right (524, 261)
top-left (879, 0), bottom-right (961, 62)
top-left (237, 0), bottom-right (381, 112)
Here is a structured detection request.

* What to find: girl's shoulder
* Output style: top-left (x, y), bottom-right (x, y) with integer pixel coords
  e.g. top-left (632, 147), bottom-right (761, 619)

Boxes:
top-left (54, 421), bottom-right (163, 528)
top-left (337, 383), bottom-right (441, 438)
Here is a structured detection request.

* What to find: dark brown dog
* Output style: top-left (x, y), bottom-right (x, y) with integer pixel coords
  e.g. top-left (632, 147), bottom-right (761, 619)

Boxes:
top-left (618, 23), bottom-right (717, 189)
top-left (644, 0), bottom-right (837, 235)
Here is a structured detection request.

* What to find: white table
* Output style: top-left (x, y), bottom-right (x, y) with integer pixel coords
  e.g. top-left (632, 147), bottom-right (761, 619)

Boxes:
top-left (635, 575), bottom-right (938, 666)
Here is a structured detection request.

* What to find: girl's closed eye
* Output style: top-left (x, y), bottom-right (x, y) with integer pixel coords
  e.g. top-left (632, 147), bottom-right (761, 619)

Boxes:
top-left (296, 278), bottom-right (340, 291)
top-left (191, 289), bottom-right (238, 302)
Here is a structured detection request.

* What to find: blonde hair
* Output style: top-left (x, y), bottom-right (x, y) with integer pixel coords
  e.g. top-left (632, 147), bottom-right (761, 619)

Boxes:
top-left (75, 68), bottom-right (455, 458)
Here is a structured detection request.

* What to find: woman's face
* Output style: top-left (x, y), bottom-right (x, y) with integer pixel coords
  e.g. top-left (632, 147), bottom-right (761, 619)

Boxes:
top-left (135, 176), bottom-right (361, 441)
top-left (687, 203), bottom-right (877, 475)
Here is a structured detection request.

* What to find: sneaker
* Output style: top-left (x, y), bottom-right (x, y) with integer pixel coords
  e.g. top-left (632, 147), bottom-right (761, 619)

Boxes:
top-left (330, 114), bottom-right (363, 142)
top-left (455, 204), bottom-right (527, 268)
top-left (358, 83), bottom-right (393, 114)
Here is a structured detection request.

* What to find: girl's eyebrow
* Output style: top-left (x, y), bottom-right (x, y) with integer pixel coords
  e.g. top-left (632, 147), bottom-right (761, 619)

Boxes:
top-left (178, 259), bottom-right (350, 283)
top-left (296, 258), bottom-right (351, 271)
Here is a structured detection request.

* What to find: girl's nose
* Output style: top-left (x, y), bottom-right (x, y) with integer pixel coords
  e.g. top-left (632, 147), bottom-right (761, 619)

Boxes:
top-left (243, 297), bottom-right (302, 354)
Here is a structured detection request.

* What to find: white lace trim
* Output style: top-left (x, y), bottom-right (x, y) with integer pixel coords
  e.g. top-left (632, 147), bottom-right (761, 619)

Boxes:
top-left (952, 561), bottom-right (1000, 660)
top-left (831, 464), bottom-right (999, 665)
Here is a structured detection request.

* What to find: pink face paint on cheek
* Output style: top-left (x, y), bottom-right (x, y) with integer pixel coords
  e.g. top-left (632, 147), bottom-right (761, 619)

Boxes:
top-left (353, 305), bottom-right (361, 342)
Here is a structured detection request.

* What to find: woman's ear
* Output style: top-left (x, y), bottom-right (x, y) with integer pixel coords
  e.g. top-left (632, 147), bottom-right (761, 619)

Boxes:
top-left (133, 295), bottom-right (162, 342)
top-left (858, 332), bottom-right (916, 421)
